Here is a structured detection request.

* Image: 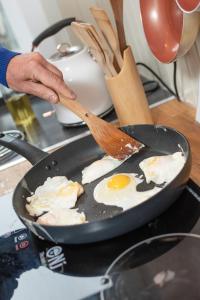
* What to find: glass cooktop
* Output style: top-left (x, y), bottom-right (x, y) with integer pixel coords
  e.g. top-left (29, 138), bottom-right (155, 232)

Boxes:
top-left (1, 179), bottom-right (200, 300)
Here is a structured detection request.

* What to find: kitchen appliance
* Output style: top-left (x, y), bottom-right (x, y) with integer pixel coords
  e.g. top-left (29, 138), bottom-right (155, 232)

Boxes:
top-left (140, 0), bottom-right (200, 63)
top-left (32, 18), bottom-right (113, 126)
top-left (1, 179), bottom-right (200, 299)
top-left (0, 124), bottom-right (191, 244)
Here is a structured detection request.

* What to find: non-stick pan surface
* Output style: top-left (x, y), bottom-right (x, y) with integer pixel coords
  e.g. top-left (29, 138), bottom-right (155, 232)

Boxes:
top-left (0, 125), bottom-right (191, 244)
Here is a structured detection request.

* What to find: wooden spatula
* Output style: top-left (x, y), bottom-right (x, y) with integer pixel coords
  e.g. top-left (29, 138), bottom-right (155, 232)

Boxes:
top-left (59, 95), bottom-right (143, 160)
top-left (71, 22), bottom-right (111, 76)
top-left (72, 21), bottom-right (116, 76)
top-left (80, 22), bottom-right (117, 76)
top-left (90, 6), bottom-right (123, 69)
top-left (71, 22), bottom-right (116, 76)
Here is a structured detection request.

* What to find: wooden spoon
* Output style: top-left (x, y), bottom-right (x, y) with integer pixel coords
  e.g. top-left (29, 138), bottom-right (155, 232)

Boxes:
top-left (59, 95), bottom-right (143, 160)
top-left (110, 0), bottom-right (126, 54)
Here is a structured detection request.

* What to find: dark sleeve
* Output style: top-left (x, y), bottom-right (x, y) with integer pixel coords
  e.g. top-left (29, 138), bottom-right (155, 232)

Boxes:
top-left (0, 47), bottom-right (20, 87)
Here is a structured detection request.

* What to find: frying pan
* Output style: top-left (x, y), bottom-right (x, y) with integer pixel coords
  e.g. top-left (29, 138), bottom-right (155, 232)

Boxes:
top-left (176, 0), bottom-right (200, 13)
top-left (0, 125), bottom-right (191, 244)
top-left (140, 0), bottom-right (200, 63)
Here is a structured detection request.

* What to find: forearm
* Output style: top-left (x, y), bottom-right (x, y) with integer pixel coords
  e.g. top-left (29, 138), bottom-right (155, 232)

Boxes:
top-left (0, 47), bottom-right (19, 87)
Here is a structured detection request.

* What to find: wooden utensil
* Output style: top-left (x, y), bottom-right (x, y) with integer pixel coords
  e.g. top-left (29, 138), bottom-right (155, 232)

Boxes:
top-left (71, 22), bottom-right (110, 76)
top-left (59, 94), bottom-right (142, 160)
top-left (71, 22), bottom-right (116, 76)
top-left (77, 23), bottom-right (117, 76)
top-left (109, 0), bottom-right (126, 53)
top-left (90, 6), bottom-right (123, 69)
top-left (81, 22), bottom-right (117, 76)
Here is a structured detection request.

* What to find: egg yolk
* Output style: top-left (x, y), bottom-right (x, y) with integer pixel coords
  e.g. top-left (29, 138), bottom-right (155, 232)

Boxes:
top-left (107, 174), bottom-right (131, 189)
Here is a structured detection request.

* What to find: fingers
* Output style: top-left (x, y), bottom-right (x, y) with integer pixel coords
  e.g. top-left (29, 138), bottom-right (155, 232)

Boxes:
top-left (22, 81), bottom-right (59, 103)
top-left (36, 53), bottom-right (64, 78)
top-left (42, 60), bottom-right (64, 78)
top-left (6, 51), bottom-right (77, 104)
top-left (31, 64), bottom-right (76, 100)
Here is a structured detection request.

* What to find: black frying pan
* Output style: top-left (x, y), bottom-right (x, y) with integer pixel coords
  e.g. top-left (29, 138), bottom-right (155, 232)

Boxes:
top-left (0, 125), bottom-right (191, 244)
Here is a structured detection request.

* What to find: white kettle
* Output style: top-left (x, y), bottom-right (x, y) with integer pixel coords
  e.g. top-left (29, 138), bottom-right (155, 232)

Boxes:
top-left (32, 18), bottom-right (113, 126)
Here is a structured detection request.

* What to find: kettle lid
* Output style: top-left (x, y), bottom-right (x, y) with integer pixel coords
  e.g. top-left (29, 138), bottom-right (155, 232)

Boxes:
top-left (50, 43), bottom-right (82, 61)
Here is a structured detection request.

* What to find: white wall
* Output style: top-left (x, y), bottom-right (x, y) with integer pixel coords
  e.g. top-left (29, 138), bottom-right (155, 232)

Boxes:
top-left (1, 0), bottom-right (200, 112)
top-left (1, 0), bottom-right (70, 57)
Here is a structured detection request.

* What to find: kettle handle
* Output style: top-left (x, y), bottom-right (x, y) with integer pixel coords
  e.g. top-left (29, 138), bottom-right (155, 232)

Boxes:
top-left (31, 17), bottom-right (76, 51)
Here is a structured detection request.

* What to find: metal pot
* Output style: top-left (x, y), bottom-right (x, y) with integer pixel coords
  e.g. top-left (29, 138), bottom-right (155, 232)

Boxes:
top-left (32, 18), bottom-right (113, 126)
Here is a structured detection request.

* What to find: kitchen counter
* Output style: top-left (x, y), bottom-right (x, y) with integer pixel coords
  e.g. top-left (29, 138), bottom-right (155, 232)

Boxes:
top-left (0, 99), bottom-right (200, 195)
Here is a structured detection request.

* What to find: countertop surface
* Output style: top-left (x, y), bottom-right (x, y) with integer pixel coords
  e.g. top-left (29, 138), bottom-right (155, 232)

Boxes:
top-left (0, 99), bottom-right (199, 196)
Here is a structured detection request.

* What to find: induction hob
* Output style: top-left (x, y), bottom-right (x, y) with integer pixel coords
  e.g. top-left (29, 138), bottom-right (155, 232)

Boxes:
top-left (1, 179), bottom-right (200, 300)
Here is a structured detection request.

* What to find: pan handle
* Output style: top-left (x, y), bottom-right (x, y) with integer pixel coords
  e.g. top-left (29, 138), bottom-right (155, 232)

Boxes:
top-left (0, 132), bottom-right (48, 165)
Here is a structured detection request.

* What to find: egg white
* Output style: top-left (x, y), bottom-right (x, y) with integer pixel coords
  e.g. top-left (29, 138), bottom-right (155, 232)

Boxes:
top-left (26, 176), bottom-right (84, 217)
top-left (82, 155), bottom-right (127, 184)
top-left (37, 208), bottom-right (86, 226)
top-left (94, 173), bottom-right (161, 211)
top-left (139, 152), bottom-right (185, 185)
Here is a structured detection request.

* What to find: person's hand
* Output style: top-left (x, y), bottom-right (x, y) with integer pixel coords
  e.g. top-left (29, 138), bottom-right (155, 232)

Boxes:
top-left (6, 52), bottom-right (76, 103)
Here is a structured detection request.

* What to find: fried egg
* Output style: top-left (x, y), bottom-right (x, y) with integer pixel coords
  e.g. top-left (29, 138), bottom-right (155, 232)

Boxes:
top-left (37, 208), bottom-right (86, 226)
top-left (26, 176), bottom-right (84, 217)
top-left (139, 152), bottom-right (185, 185)
top-left (94, 173), bottom-right (161, 210)
top-left (82, 155), bottom-right (127, 184)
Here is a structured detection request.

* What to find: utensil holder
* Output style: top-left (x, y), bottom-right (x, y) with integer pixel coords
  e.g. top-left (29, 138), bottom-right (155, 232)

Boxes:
top-left (105, 46), bottom-right (153, 126)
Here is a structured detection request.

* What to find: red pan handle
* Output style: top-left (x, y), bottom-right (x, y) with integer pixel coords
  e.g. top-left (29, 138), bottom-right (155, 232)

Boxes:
top-left (0, 132), bottom-right (48, 165)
